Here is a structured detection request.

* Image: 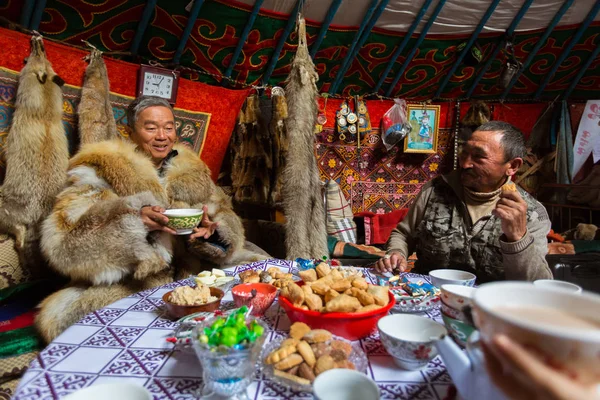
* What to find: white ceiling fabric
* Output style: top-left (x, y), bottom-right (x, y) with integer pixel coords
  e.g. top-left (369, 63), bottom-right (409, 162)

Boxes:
top-left (235, 0), bottom-right (599, 35)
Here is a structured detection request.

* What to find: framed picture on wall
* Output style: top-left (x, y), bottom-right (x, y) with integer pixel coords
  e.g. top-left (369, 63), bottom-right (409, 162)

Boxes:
top-left (404, 105), bottom-right (440, 154)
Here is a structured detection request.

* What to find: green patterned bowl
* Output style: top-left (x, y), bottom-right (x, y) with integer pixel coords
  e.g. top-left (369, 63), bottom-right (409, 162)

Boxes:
top-left (163, 208), bottom-right (204, 235)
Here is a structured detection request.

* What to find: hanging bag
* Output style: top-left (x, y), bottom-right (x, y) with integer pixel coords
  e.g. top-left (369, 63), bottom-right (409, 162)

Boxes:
top-left (381, 98), bottom-right (411, 151)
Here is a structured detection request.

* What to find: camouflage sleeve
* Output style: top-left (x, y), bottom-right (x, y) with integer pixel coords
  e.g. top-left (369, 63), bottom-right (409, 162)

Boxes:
top-left (500, 201), bottom-right (553, 281)
top-left (386, 182), bottom-right (434, 258)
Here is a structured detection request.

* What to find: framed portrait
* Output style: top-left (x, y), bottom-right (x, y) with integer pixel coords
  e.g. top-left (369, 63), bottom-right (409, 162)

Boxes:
top-left (404, 105), bottom-right (440, 154)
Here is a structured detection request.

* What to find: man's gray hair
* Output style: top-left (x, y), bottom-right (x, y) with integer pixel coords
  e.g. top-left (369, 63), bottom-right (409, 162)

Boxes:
top-left (475, 121), bottom-right (526, 161)
top-left (126, 96), bottom-right (174, 130)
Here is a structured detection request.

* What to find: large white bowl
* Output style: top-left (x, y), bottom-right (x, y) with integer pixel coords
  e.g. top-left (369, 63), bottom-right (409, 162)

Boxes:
top-left (62, 382), bottom-right (151, 400)
top-left (473, 281), bottom-right (600, 385)
top-left (429, 269), bottom-right (476, 288)
top-left (313, 369), bottom-right (379, 400)
top-left (440, 284), bottom-right (476, 311)
top-left (377, 314), bottom-right (447, 370)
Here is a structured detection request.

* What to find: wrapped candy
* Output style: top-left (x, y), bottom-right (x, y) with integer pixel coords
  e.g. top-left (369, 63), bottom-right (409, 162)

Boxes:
top-left (400, 276), bottom-right (439, 297)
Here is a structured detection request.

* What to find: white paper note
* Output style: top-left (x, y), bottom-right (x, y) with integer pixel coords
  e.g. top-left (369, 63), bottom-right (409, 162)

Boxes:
top-left (573, 100), bottom-right (600, 177)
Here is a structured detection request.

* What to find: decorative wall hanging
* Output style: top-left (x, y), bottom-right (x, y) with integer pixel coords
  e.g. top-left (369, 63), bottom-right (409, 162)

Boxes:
top-left (404, 104), bottom-right (440, 154)
top-left (281, 16), bottom-right (328, 260)
top-left (336, 99), bottom-right (351, 142)
top-left (314, 94), bottom-right (328, 134)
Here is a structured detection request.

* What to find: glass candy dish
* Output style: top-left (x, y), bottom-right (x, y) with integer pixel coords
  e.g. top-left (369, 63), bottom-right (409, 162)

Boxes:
top-left (191, 315), bottom-right (267, 400)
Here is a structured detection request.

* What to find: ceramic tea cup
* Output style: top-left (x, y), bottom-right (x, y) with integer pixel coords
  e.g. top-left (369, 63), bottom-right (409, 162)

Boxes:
top-left (441, 284), bottom-right (476, 311)
top-left (429, 269), bottom-right (476, 288)
top-left (441, 313), bottom-right (476, 348)
top-left (473, 281), bottom-right (600, 385)
top-left (378, 314), bottom-right (447, 370)
top-left (162, 208), bottom-right (203, 235)
top-left (313, 369), bottom-right (379, 400)
top-left (533, 279), bottom-right (582, 294)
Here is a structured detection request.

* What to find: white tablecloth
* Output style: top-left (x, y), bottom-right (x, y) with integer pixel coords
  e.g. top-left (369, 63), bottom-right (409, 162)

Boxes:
top-left (14, 259), bottom-right (455, 399)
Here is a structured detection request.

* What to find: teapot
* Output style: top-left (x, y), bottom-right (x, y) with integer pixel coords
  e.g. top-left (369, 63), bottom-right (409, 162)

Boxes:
top-left (434, 330), bottom-right (507, 400)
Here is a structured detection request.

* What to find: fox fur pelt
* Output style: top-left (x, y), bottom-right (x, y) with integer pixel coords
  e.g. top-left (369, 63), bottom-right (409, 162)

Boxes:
top-left (36, 139), bottom-right (266, 342)
top-left (78, 48), bottom-right (119, 145)
top-left (0, 36), bottom-right (69, 267)
top-left (281, 17), bottom-right (328, 260)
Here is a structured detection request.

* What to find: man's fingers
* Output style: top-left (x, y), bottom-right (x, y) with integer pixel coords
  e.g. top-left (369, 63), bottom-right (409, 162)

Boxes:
top-left (162, 226), bottom-right (177, 235)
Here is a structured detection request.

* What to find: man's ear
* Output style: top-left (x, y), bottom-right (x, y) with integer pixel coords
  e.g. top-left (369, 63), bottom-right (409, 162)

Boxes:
top-left (506, 157), bottom-right (523, 177)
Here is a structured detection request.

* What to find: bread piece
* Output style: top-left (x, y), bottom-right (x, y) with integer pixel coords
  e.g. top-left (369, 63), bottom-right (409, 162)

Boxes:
top-left (280, 286), bottom-right (290, 300)
top-left (302, 329), bottom-right (332, 343)
top-left (273, 278), bottom-right (293, 288)
top-left (266, 345), bottom-right (297, 364)
top-left (502, 181), bottom-right (517, 192)
top-left (334, 360), bottom-right (356, 370)
top-left (311, 342), bottom-right (331, 358)
top-left (330, 279), bottom-right (352, 292)
top-left (304, 293), bottom-right (324, 311)
top-left (297, 340), bottom-right (316, 368)
top-left (239, 270), bottom-right (260, 284)
top-left (346, 287), bottom-right (375, 306)
top-left (351, 277), bottom-right (369, 290)
top-left (330, 348), bottom-right (348, 362)
top-left (274, 353), bottom-right (304, 370)
top-left (331, 340), bottom-right (353, 358)
top-left (315, 262), bottom-right (331, 278)
top-left (367, 284), bottom-right (389, 306)
top-left (287, 282), bottom-right (305, 306)
top-left (329, 269), bottom-right (344, 281)
top-left (290, 322), bottom-right (312, 340)
top-left (310, 280), bottom-right (331, 296)
top-left (301, 285), bottom-right (313, 297)
top-left (298, 269), bottom-right (318, 283)
top-left (324, 289), bottom-right (340, 303)
top-left (357, 304), bottom-right (383, 313)
top-left (324, 294), bottom-right (361, 313)
top-left (281, 338), bottom-right (299, 348)
top-left (267, 267), bottom-right (281, 277)
top-left (298, 362), bottom-right (316, 382)
top-left (314, 355), bottom-right (335, 375)
top-left (287, 364), bottom-right (300, 375)
top-left (274, 369), bottom-right (310, 386)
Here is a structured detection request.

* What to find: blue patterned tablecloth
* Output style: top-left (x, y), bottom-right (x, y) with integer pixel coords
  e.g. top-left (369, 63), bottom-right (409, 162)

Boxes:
top-left (13, 259), bottom-right (455, 400)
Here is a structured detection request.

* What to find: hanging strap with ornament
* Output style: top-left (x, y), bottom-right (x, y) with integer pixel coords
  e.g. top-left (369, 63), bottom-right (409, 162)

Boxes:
top-left (314, 94), bottom-right (328, 134)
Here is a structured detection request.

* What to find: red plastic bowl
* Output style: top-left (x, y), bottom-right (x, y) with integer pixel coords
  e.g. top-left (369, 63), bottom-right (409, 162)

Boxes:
top-left (232, 283), bottom-right (277, 316)
top-left (278, 284), bottom-right (396, 340)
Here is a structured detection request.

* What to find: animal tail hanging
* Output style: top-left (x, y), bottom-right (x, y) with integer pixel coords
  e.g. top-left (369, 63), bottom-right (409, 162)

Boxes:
top-left (78, 44), bottom-right (119, 145)
top-left (282, 16), bottom-right (328, 260)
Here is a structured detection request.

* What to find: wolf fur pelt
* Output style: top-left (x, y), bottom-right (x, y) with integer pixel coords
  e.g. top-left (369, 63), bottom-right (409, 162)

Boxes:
top-left (78, 48), bottom-right (119, 145)
top-left (281, 17), bottom-right (328, 260)
top-left (36, 139), bottom-right (267, 342)
top-left (0, 36), bottom-right (68, 268)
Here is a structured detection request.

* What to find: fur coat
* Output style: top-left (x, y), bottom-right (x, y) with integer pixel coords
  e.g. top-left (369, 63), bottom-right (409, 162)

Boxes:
top-left (36, 139), bottom-right (261, 342)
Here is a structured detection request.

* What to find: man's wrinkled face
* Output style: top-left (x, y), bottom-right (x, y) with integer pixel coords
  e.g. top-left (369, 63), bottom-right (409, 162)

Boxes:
top-left (131, 106), bottom-right (176, 166)
top-left (459, 130), bottom-right (511, 193)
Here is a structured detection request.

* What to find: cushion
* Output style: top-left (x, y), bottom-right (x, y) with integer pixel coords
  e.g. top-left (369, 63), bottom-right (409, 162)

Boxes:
top-left (0, 234), bottom-right (25, 290)
top-left (325, 180), bottom-right (357, 243)
top-left (356, 209), bottom-right (409, 245)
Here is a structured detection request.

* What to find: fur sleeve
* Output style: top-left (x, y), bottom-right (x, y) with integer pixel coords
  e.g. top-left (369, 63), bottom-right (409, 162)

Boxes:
top-left (41, 166), bottom-right (173, 285)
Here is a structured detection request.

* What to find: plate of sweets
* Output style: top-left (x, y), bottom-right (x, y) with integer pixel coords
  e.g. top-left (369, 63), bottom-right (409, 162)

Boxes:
top-left (192, 268), bottom-right (237, 292)
top-left (261, 323), bottom-right (368, 392)
top-left (389, 276), bottom-right (441, 313)
top-left (238, 266), bottom-right (300, 289)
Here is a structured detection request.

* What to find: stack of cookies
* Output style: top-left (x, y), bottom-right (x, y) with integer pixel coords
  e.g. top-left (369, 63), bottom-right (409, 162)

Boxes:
top-left (265, 322), bottom-right (356, 386)
top-left (281, 263), bottom-right (390, 313)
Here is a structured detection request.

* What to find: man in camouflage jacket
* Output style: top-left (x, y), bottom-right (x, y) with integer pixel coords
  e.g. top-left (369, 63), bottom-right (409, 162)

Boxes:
top-left (376, 121), bottom-right (552, 283)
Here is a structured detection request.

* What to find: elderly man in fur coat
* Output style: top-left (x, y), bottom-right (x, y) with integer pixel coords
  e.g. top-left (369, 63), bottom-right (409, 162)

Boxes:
top-left (36, 96), bottom-right (264, 342)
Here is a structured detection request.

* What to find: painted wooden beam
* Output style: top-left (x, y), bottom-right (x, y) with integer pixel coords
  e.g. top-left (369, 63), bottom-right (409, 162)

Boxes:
top-left (434, 0), bottom-right (502, 99)
top-left (562, 41), bottom-right (600, 99)
top-left (374, 0), bottom-right (433, 94)
top-left (130, 0), bottom-right (158, 56)
top-left (330, 0), bottom-right (389, 94)
top-left (534, 0), bottom-right (600, 99)
top-left (29, 0), bottom-right (48, 31)
top-left (385, 0), bottom-right (447, 97)
top-left (310, 0), bottom-right (343, 58)
top-left (222, 0), bottom-right (265, 82)
top-left (173, 0), bottom-right (206, 64)
top-left (466, 0), bottom-right (534, 98)
top-left (261, 0), bottom-right (302, 85)
top-left (501, 0), bottom-right (574, 100)
top-left (20, 0), bottom-right (35, 28)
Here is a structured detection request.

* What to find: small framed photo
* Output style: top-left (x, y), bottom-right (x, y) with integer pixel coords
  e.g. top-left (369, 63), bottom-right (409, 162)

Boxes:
top-left (404, 105), bottom-right (440, 154)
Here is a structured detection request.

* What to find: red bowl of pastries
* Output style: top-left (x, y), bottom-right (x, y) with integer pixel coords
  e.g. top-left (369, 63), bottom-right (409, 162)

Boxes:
top-left (278, 266), bottom-right (395, 340)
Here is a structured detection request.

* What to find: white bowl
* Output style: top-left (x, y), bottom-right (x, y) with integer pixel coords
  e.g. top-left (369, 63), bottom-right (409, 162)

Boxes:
top-left (313, 369), bottom-right (379, 400)
top-left (533, 279), bottom-right (582, 294)
top-left (440, 284), bottom-right (476, 311)
top-left (62, 382), bottom-right (151, 400)
top-left (429, 269), bottom-right (476, 288)
top-left (377, 314), bottom-right (447, 370)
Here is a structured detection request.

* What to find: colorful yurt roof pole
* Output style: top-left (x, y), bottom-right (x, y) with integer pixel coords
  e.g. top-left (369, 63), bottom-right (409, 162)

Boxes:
top-left (130, 0), bottom-right (158, 55)
top-left (173, 0), bottom-right (206, 64)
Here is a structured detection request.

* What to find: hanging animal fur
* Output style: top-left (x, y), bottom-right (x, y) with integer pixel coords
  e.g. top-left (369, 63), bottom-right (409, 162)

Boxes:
top-left (78, 47), bottom-right (119, 145)
top-left (281, 17), bottom-right (328, 260)
top-left (0, 36), bottom-right (69, 267)
top-left (459, 100), bottom-right (491, 141)
top-left (269, 89), bottom-right (288, 205)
